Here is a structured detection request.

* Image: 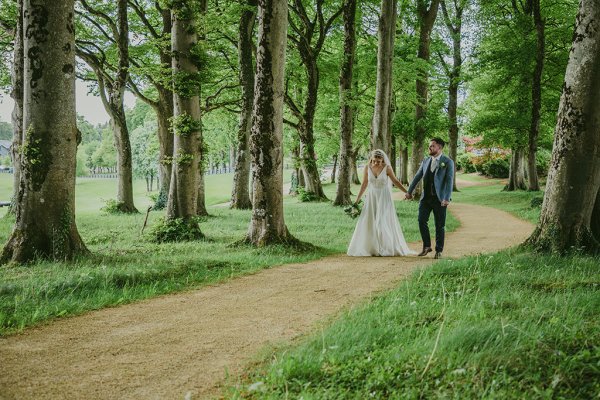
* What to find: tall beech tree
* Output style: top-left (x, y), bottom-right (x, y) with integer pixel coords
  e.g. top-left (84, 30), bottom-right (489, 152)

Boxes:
top-left (5, 0), bottom-right (23, 214)
top-left (411, 0), bottom-right (440, 186)
top-left (165, 0), bottom-right (204, 237)
top-left (246, 0), bottom-right (294, 245)
top-left (126, 1), bottom-right (174, 208)
top-left (1, 0), bottom-right (88, 263)
top-left (371, 0), bottom-right (396, 155)
top-left (527, 0), bottom-right (544, 191)
top-left (76, 0), bottom-right (138, 212)
top-left (231, 0), bottom-right (257, 210)
top-left (284, 0), bottom-right (343, 201)
top-left (527, 0), bottom-right (600, 254)
top-left (439, 0), bottom-right (465, 192)
top-left (333, 0), bottom-right (357, 206)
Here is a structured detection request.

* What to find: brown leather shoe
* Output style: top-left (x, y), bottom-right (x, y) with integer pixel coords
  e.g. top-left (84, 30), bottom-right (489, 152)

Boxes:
top-left (417, 247), bottom-right (432, 256)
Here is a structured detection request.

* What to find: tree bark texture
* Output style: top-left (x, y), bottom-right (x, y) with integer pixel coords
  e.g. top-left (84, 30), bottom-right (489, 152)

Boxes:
top-left (528, 0), bottom-right (544, 191)
top-left (9, 0), bottom-right (24, 215)
top-left (196, 129), bottom-right (208, 217)
top-left (371, 0), bottom-right (396, 155)
top-left (506, 146), bottom-right (528, 191)
top-left (400, 145), bottom-right (409, 184)
top-left (411, 0), bottom-right (441, 190)
top-left (350, 146), bottom-right (361, 185)
top-left (231, 0), bottom-right (257, 210)
top-left (331, 154), bottom-right (337, 184)
top-left (166, 1), bottom-right (203, 234)
top-left (156, 86), bottom-right (174, 205)
top-left (527, 0), bottom-right (600, 254)
top-left (1, 0), bottom-right (88, 263)
top-left (123, 4), bottom-right (173, 208)
top-left (77, 0), bottom-right (137, 213)
top-left (246, 0), bottom-right (294, 245)
top-left (333, 0), bottom-right (357, 206)
top-left (285, 0), bottom-right (342, 201)
top-left (441, 0), bottom-right (462, 192)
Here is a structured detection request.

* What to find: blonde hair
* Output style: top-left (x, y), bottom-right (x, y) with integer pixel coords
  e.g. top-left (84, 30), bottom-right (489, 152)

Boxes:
top-left (369, 149), bottom-right (386, 164)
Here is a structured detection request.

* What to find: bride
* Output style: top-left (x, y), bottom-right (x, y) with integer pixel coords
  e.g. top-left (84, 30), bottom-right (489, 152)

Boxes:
top-left (347, 149), bottom-right (415, 257)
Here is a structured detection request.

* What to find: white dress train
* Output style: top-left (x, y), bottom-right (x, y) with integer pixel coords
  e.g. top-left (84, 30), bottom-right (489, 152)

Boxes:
top-left (347, 167), bottom-right (415, 256)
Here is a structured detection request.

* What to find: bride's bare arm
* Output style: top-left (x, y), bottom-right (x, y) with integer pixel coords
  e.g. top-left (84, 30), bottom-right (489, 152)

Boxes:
top-left (354, 166), bottom-right (369, 204)
top-left (387, 166), bottom-right (407, 192)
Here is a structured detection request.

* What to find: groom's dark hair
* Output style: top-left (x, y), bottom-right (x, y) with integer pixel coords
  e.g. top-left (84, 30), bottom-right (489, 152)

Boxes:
top-left (431, 137), bottom-right (446, 148)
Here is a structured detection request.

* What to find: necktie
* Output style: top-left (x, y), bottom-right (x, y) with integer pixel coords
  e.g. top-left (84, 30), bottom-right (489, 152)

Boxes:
top-left (430, 158), bottom-right (437, 173)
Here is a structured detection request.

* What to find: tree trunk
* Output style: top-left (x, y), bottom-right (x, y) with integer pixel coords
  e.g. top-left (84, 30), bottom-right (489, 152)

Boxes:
top-left (155, 87), bottom-right (173, 207)
top-left (506, 146), bottom-right (528, 191)
top-left (441, 0), bottom-right (462, 192)
top-left (1, 0), bottom-right (88, 264)
top-left (246, 0), bottom-right (294, 245)
top-left (298, 59), bottom-right (327, 200)
top-left (110, 108), bottom-right (137, 213)
top-left (350, 146), bottom-right (361, 185)
top-left (527, 0), bottom-right (600, 254)
top-left (8, 0), bottom-right (24, 216)
top-left (411, 0), bottom-right (441, 191)
top-left (83, 0), bottom-right (137, 213)
top-left (333, 0), bottom-right (356, 206)
top-left (331, 154), bottom-right (337, 184)
top-left (371, 0), bottom-right (396, 155)
top-left (196, 127), bottom-right (208, 217)
top-left (166, 1), bottom-right (203, 238)
top-left (400, 145), bottom-right (409, 184)
top-left (195, 0), bottom-right (209, 218)
top-left (231, 0), bottom-right (256, 210)
top-left (528, 0), bottom-right (544, 191)
top-left (390, 134), bottom-right (397, 174)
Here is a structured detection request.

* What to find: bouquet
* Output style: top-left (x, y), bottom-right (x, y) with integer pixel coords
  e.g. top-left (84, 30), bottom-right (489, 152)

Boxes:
top-left (344, 202), bottom-right (362, 219)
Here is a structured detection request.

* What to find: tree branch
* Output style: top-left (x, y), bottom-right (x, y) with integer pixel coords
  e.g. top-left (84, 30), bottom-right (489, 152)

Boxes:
top-left (128, 0), bottom-right (160, 39)
top-left (79, 0), bottom-right (119, 39)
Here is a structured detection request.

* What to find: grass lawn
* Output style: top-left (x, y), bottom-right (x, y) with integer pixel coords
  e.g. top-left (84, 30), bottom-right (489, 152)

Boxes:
top-left (453, 182), bottom-right (543, 224)
top-left (231, 250), bottom-right (600, 399)
top-left (227, 181), bottom-right (600, 399)
top-left (0, 173), bottom-right (458, 335)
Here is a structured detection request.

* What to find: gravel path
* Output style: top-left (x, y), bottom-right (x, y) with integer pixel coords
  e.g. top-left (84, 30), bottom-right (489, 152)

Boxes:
top-left (0, 198), bottom-right (533, 400)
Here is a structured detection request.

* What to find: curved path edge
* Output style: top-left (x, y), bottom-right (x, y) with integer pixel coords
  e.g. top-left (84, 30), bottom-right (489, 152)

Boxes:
top-left (0, 202), bottom-right (533, 400)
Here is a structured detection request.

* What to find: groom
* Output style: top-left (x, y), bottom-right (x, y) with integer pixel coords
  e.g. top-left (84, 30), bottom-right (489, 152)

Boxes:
top-left (405, 138), bottom-right (454, 259)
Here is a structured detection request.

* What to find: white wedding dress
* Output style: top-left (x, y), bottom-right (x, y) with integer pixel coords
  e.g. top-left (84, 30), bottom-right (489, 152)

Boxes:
top-left (347, 167), bottom-right (414, 256)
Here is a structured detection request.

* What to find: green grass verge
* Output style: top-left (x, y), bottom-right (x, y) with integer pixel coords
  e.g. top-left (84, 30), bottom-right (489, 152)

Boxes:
top-left (453, 181), bottom-right (543, 224)
top-left (0, 175), bottom-right (457, 335)
top-left (230, 250), bottom-right (600, 399)
top-left (226, 178), bottom-right (600, 399)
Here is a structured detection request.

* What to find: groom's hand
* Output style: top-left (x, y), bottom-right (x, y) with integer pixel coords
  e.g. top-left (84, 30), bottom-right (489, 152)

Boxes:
top-left (405, 192), bottom-right (413, 200)
top-left (441, 200), bottom-right (449, 207)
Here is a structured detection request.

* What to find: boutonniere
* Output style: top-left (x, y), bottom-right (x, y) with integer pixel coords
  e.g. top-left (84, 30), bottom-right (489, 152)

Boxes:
top-left (440, 162), bottom-right (446, 168)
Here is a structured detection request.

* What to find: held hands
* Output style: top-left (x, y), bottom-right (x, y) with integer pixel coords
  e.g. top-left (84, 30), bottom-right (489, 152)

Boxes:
top-left (405, 192), bottom-right (413, 200)
top-left (441, 200), bottom-right (449, 207)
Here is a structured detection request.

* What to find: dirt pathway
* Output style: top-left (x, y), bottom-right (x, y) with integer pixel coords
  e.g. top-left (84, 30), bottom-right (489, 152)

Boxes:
top-left (0, 202), bottom-right (533, 400)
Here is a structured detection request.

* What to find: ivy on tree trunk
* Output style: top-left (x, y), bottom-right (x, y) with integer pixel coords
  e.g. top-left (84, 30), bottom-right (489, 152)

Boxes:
top-left (246, 0), bottom-right (296, 246)
top-left (2, 0), bottom-right (88, 264)
top-left (231, 0), bottom-right (257, 210)
top-left (333, 0), bottom-right (357, 206)
top-left (164, 0), bottom-right (204, 240)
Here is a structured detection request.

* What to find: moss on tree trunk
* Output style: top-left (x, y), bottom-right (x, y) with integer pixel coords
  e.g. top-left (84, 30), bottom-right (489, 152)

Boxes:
top-left (2, 0), bottom-right (88, 264)
top-left (527, 0), bottom-right (600, 254)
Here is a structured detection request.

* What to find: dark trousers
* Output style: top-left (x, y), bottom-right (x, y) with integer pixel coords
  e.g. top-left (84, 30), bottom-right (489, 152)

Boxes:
top-left (418, 197), bottom-right (447, 252)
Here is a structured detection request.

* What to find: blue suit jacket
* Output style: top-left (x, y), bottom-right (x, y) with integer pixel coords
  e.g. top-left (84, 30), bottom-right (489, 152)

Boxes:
top-left (408, 154), bottom-right (454, 202)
